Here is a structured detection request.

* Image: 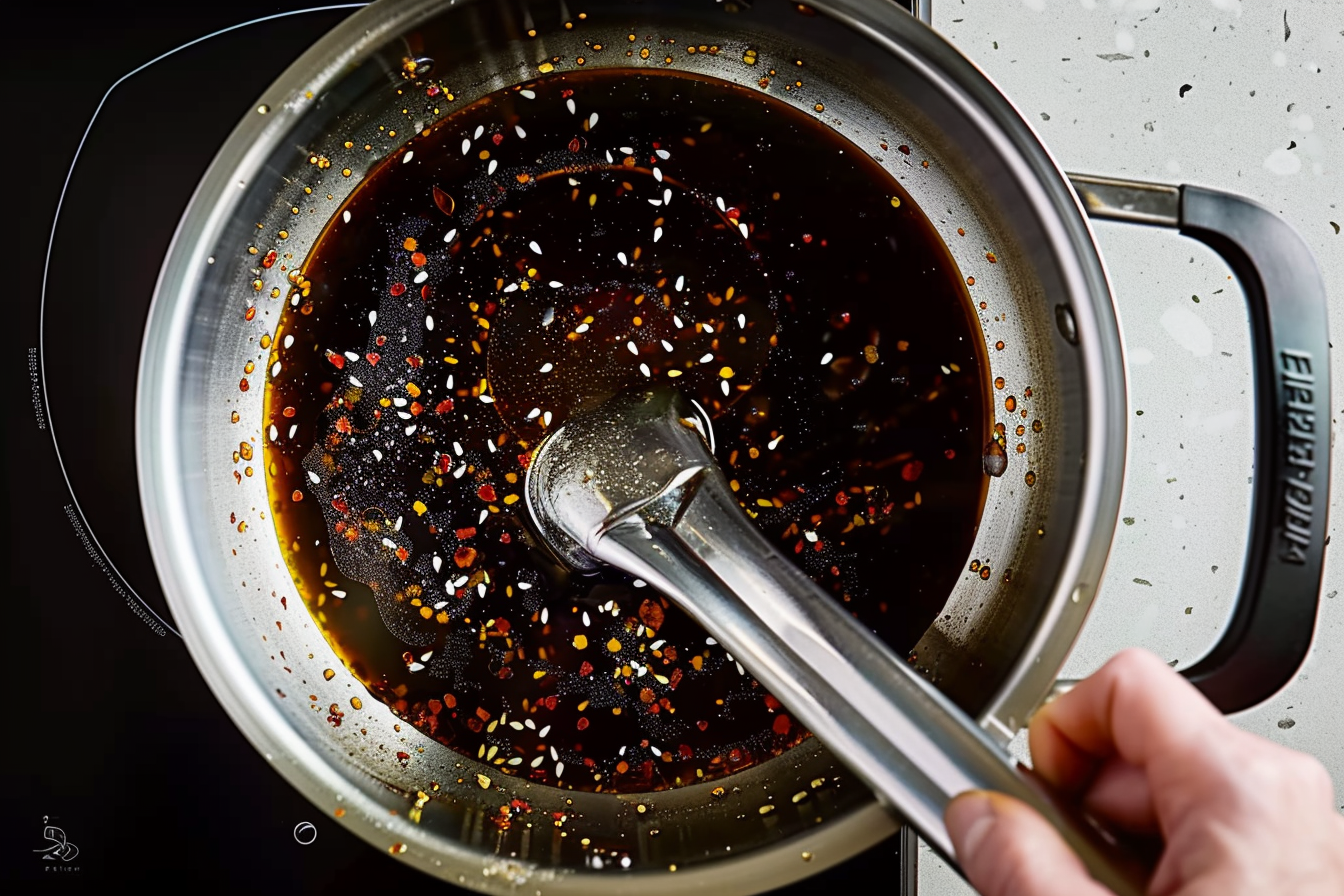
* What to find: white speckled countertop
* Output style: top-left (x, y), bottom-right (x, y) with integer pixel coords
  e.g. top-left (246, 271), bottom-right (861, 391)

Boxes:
top-left (917, 1), bottom-right (1342, 892)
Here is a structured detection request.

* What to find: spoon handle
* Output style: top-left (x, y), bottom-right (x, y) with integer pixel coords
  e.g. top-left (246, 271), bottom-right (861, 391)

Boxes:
top-left (530, 387), bottom-right (1152, 895)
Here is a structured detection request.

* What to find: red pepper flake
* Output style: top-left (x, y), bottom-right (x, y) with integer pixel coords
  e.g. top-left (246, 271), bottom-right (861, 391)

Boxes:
top-left (443, 693), bottom-right (457, 708)
top-left (454, 546), bottom-right (477, 567)
top-left (261, 250), bottom-right (278, 269)
top-left (455, 526), bottom-right (477, 539)
top-left (411, 251), bottom-right (427, 267)
top-left (291, 490), bottom-right (304, 502)
top-left (772, 714), bottom-right (791, 735)
top-left (576, 717), bottom-right (590, 731)
top-left (567, 136), bottom-right (582, 153)
top-left (898, 144), bottom-right (911, 155)
top-left (325, 350), bottom-right (345, 369)
top-left (331, 496), bottom-right (349, 514)
top-left (544, 695), bottom-right (558, 710)
top-left (437, 453), bottom-right (452, 473)
top-left (517, 452), bottom-right (532, 469)
top-left (579, 660), bottom-right (594, 676)
top-left (560, 88), bottom-right (574, 98)
top-left (433, 185), bottom-right (454, 216)
top-left (696, 720), bottom-right (708, 731)
top-left (678, 743), bottom-right (693, 759)
top-left (390, 282), bottom-right (407, 297)
top-left (901, 460), bottom-right (924, 482)
top-left (244, 306), bottom-right (257, 321)
top-left (421, 284), bottom-right (432, 300)
top-left (944, 449), bottom-right (957, 459)
top-left (477, 484), bottom-right (497, 502)
top-left (494, 618), bottom-right (510, 634)
top-left (802, 233), bottom-right (813, 244)
top-left (500, 532), bottom-right (512, 544)
top-left (409, 401), bottom-right (423, 416)
top-left (395, 546), bottom-right (409, 562)
top-left (428, 698), bottom-right (443, 714)
top-left (763, 694), bottom-right (782, 711)
top-left (492, 133), bottom-right (504, 145)
top-left (239, 377), bottom-right (250, 392)
top-left (475, 706), bottom-right (491, 722)
top-left (365, 352), bottom-right (381, 366)
top-left (282, 406), bottom-right (296, 417)
top-left (406, 355), bottom-right (423, 368)
top-left (335, 416), bottom-right (352, 434)
top-left (396, 751), bottom-right (410, 762)
top-left (834, 492), bottom-right (849, 506)
top-left (466, 716), bottom-right (483, 733)
top-left (725, 207), bottom-right (741, 220)
top-left (669, 667), bottom-right (683, 690)
top-left (986, 252), bottom-right (998, 264)
top-left (375, 335), bottom-right (387, 346)
top-left (427, 84), bottom-right (441, 97)
top-left (638, 598), bottom-right (665, 631)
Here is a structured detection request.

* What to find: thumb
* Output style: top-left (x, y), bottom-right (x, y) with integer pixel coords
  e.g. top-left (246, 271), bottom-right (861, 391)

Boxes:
top-left (945, 791), bottom-right (1115, 896)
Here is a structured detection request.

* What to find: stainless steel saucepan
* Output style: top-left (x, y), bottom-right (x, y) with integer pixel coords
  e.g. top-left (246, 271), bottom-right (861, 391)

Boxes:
top-left (137, 1), bottom-right (1329, 892)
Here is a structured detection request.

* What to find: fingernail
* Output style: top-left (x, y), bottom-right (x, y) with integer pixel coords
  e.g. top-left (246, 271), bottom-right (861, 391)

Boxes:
top-left (946, 791), bottom-right (996, 860)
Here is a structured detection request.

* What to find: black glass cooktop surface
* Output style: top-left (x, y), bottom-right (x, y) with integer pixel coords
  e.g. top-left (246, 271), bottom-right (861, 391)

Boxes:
top-left (7, 1), bottom-right (920, 891)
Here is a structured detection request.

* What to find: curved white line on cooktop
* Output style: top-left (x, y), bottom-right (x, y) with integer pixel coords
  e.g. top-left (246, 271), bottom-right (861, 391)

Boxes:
top-left (38, 3), bottom-right (369, 640)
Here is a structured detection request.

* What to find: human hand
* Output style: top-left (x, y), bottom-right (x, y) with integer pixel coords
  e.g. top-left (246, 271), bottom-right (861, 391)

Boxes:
top-left (944, 648), bottom-right (1344, 895)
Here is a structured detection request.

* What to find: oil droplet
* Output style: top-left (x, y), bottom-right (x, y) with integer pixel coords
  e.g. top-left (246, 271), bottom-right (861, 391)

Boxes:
top-left (801, 851), bottom-right (814, 862)
top-left (1025, 471), bottom-right (1037, 487)
top-left (389, 842), bottom-right (406, 855)
top-left (1004, 395), bottom-right (1016, 412)
top-left (257, 104), bottom-right (270, 115)
top-left (979, 566), bottom-right (992, 580)
top-left (350, 696), bottom-right (363, 710)
top-left (994, 376), bottom-right (1005, 390)
top-left (983, 440), bottom-right (1007, 477)
top-left (1032, 419), bottom-right (1043, 433)
top-left (323, 668), bottom-right (336, 680)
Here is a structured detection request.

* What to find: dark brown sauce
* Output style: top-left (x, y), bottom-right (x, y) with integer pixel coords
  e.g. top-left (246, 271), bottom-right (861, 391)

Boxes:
top-left (263, 69), bottom-right (988, 793)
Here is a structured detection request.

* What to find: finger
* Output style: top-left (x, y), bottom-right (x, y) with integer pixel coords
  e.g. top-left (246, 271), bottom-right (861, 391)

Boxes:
top-left (945, 791), bottom-right (1114, 896)
top-left (1029, 648), bottom-right (1227, 794)
top-left (1082, 757), bottom-right (1160, 836)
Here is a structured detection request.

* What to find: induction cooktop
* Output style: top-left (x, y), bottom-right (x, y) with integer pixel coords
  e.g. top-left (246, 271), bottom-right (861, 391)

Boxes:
top-left (8, 1), bottom-right (928, 892)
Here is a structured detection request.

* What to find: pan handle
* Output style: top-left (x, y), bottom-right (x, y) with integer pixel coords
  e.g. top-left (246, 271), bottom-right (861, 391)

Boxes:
top-left (1068, 174), bottom-right (1330, 713)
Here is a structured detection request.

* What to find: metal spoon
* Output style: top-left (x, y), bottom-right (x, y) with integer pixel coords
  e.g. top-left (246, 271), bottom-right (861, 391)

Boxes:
top-left (525, 386), bottom-right (1150, 895)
